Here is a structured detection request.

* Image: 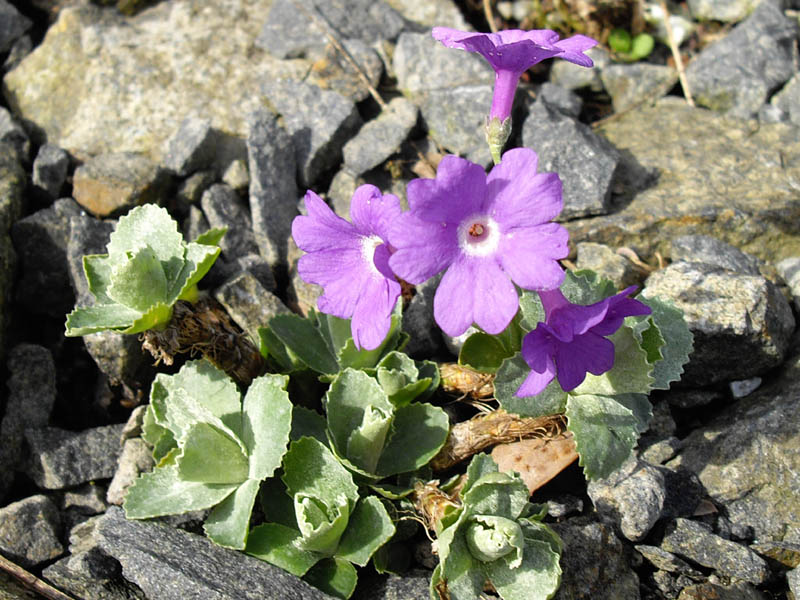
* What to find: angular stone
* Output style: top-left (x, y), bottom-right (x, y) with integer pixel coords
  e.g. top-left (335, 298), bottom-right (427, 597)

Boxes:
top-left (538, 82), bottom-right (583, 118)
top-left (788, 567), bottom-right (799, 600)
top-left (635, 545), bottom-right (702, 575)
top-left (576, 242), bottom-right (641, 290)
top-left (777, 256), bottom-right (800, 311)
top-left (72, 152), bottom-right (169, 217)
top-left (95, 506), bottom-right (335, 600)
top-left (678, 581), bottom-right (768, 600)
top-left (32, 143), bottom-right (70, 200)
top-left (106, 438), bottom-right (154, 506)
top-left (643, 260), bottom-right (795, 385)
top-left (0, 0), bottom-right (32, 53)
top-left (661, 518), bottom-right (770, 584)
top-left (0, 495), bottom-right (63, 569)
top-left (0, 142), bottom-right (25, 366)
top-left (286, 236), bottom-right (322, 317)
top-left (550, 46), bottom-right (610, 92)
top-left (688, 0), bottom-right (761, 22)
top-left (256, 0), bottom-right (404, 59)
top-left (163, 117), bottom-right (216, 176)
top-left (550, 518), bottom-right (640, 600)
top-left (213, 271), bottom-right (291, 345)
top-left (522, 100), bottom-right (619, 219)
top-left (750, 540), bottom-right (800, 569)
top-left (365, 570), bottom-right (430, 600)
top-left (685, 0), bottom-right (799, 119)
top-left (384, 0), bottom-right (469, 29)
top-left (401, 275), bottom-right (442, 358)
top-left (262, 78), bottom-right (361, 186)
top-left (176, 169), bottom-right (217, 208)
top-left (600, 62), bottom-right (678, 113)
top-left (0, 105), bottom-right (30, 160)
top-left (25, 424), bottom-right (126, 489)
top-left (588, 456), bottom-right (666, 542)
top-left (670, 235), bottom-right (763, 276)
top-left (200, 183), bottom-right (259, 259)
top-left (667, 352), bottom-right (800, 541)
top-left (221, 158), bottom-right (249, 193)
top-left (304, 39), bottom-right (384, 104)
top-left (568, 100), bottom-right (800, 264)
top-left (247, 109), bottom-right (299, 271)
top-left (772, 72), bottom-right (800, 126)
top-left (43, 547), bottom-right (147, 600)
top-left (343, 97), bottom-right (418, 175)
top-left (11, 198), bottom-right (82, 315)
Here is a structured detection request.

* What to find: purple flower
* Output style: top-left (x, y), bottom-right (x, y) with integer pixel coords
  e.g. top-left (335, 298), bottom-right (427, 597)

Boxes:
top-left (292, 185), bottom-right (402, 351)
top-left (432, 27), bottom-right (597, 162)
top-left (388, 147), bottom-right (569, 338)
top-left (516, 286), bottom-right (652, 397)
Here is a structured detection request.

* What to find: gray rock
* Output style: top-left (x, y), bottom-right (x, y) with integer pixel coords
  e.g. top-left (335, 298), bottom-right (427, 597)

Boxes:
top-left (247, 109), bottom-right (299, 271)
top-left (95, 506), bottom-right (336, 599)
top-left (0, 344), bottom-right (56, 501)
top-left (304, 39), bottom-right (384, 104)
top-left (11, 198), bottom-right (82, 315)
top-left (163, 117), bottom-right (216, 176)
top-left (665, 388), bottom-right (722, 409)
top-left (366, 570), bottom-right (430, 600)
top-left (667, 351), bottom-right (800, 541)
top-left (32, 143), bottom-right (70, 200)
top-left (402, 275), bottom-right (442, 358)
top-left (0, 0), bottom-right (32, 53)
top-left (660, 466), bottom-right (705, 520)
top-left (63, 484), bottom-right (109, 516)
top-left (106, 438), bottom-right (154, 506)
top-left (550, 47), bottom-right (610, 92)
top-left (221, 158), bottom-right (249, 193)
top-left (538, 82), bottom-right (583, 118)
top-left (600, 63), bottom-right (678, 113)
top-left (545, 495), bottom-right (584, 519)
top-left (640, 436), bottom-right (681, 465)
top-left (670, 234), bottom-right (763, 276)
top-left (384, 0), bottom-right (469, 29)
top-left (286, 236), bottom-right (322, 317)
top-left (416, 85), bottom-right (494, 165)
top-left (643, 260), bottom-right (795, 385)
top-left (0, 105), bottom-right (30, 160)
top-left (256, 0), bottom-right (405, 59)
top-left (749, 540), bottom-right (800, 568)
top-left (550, 517), bottom-right (640, 600)
top-left (777, 256), bottom-right (800, 311)
top-left (72, 152), bottom-right (170, 218)
top-left (662, 518), bottom-right (769, 584)
top-left (200, 183), bottom-right (259, 259)
top-left (771, 72), bottom-right (800, 125)
top-left (576, 242), bottom-right (643, 292)
top-left (343, 97), bottom-right (418, 175)
top-left (636, 545), bottom-right (702, 575)
top-left (685, 0), bottom-right (799, 119)
top-left (788, 567), bottom-right (799, 600)
top-left (213, 271), bottom-right (291, 345)
top-left (729, 376), bottom-right (762, 398)
top-left (174, 171), bottom-right (215, 211)
top-left (677, 581), bottom-right (768, 600)
top-left (43, 547), bottom-right (146, 600)
top-left (3, 31), bottom-right (32, 72)
top-left (225, 253), bottom-right (278, 293)
top-left (0, 495), bottom-right (63, 569)
top-left (588, 456), bottom-right (666, 542)
top-left (522, 100), bottom-right (620, 220)
top-left (688, 0), bottom-right (761, 22)
top-left (263, 79), bottom-right (361, 186)
top-left (0, 141), bottom-right (26, 364)
top-left (25, 424), bottom-right (126, 489)
top-left (567, 99), bottom-right (800, 264)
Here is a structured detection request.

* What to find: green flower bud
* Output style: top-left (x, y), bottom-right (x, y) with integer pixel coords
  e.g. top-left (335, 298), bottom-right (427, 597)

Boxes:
top-left (294, 493), bottom-right (350, 555)
top-left (465, 515), bottom-right (524, 567)
top-left (485, 116), bottom-right (512, 165)
top-left (346, 404), bottom-right (392, 473)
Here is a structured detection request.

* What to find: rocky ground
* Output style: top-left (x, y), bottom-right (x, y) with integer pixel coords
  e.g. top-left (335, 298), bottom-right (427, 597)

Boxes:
top-left (1, 0), bottom-right (800, 598)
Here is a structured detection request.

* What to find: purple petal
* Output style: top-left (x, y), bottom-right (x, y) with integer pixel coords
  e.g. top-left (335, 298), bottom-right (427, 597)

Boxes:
top-left (431, 26), bottom-right (481, 50)
top-left (350, 274), bottom-right (401, 350)
top-left (292, 191), bottom-right (358, 253)
top-left (554, 35), bottom-right (598, 67)
top-left (389, 212), bottom-right (459, 284)
top-left (349, 184), bottom-right (402, 241)
top-left (496, 29), bottom-right (560, 46)
top-left (554, 331), bottom-right (615, 391)
top-left (518, 327), bottom-right (557, 396)
top-left (433, 257), bottom-right (518, 336)
top-left (516, 362), bottom-right (556, 397)
top-left (461, 36), bottom-right (561, 73)
top-left (406, 155), bottom-right (488, 222)
top-left (497, 223), bottom-right (568, 290)
top-left (552, 301), bottom-right (609, 337)
top-left (591, 288), bottom-right (652, 336)
top-left (489, 69), bottom-right (521, 121)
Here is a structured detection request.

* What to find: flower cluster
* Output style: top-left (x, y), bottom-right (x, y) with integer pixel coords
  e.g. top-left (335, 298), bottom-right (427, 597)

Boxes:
top-left (291, 27), bottom-right (649, 399)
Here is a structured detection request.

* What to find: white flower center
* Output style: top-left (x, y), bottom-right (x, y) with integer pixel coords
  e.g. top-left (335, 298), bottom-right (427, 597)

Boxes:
top-left (360, 235), bottom-right (384, 276)
top-left (458, 215), bottom-right (500, 257)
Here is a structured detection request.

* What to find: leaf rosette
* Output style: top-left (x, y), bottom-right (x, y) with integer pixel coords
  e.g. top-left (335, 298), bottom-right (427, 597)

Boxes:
top-left (65, 204), bottom-right (225, 336)
top-left (431, 454), bottom-right (562, 600)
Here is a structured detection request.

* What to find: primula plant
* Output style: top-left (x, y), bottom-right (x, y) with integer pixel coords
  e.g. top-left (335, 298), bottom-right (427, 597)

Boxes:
top-left (65, 21), bottom-right (694, 600)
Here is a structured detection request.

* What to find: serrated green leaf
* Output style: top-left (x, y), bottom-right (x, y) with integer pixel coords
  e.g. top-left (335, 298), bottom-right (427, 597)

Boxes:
top-left (368, 482), bottom-right (415, 500)
top-left (437, 522), bottom-right (485, 599)
top-left (107, 246), bottom-right (168, 311)
top-left (64, 304), bottom-right (142, 336)
top-left (463, 472), bottom-right (531, 521)
top-left (614, 393), bottom-right (652, 434)
top-left (561, 270), bottom-right (618, 304)
top-left (241, 375), bottom-right (292, 480)
top-left (170, 241), bottom-right (221, 302)
top-left (123, 464), bottom-right (237, 518)
top-left (141, 403), bottom-right (176, 461)
top-left (415, 360), bottom-right (440, 401)
top-left (376, 402), bottom-right (449, 477)
top-left (335, 496), bottom-right (395, 566)
top-left (519, 518), bottom-right (562, 556)
top-left (204, 478), bottom-right (260, 549)
top-left (484, 538), bottom-right (562, 600)
top-left (495, 354), bottom-right (568, 417)
top-left (346, 404), bottom-right (393, 474)
top-left (258, 325), bottom-right (303, 371)
top-left (291, 406), bottom-right (328, 445)
top-left (83, 254), bottom-right (114, 303)
top-left (629, 315), bottom-right (665, 365)
top-left (373, 351), bottom-right (429, 407)
top-left (282, 437), bottom-right (359, 512)
top-left (267, 313), bottom-right (339, 374)
top-left (106, 204), bottom-right (185, 283)
top-left (566, 393), bottom-right (639, 480)
top-left (459, 332), bottom-right (513, 374)
top-left (122, 302), bottom-right (172, 334)
top-left (152, 384), bottom-right (240, 445)
top-left (246, 522), bottom-right (321, 576)
top-left (177, 422), bottom-right (249, 484)
top-left (636, 295), bottom-right (694, 390)
top-left (194, 226), bottom-right (227, 247)
top-left (316, 311), bottom-right (354, 358)
top-left (303, 557), bottom-right (358, 600)
top-left (571, 326), bottom-right (654, 396)
top-left (519, 289), bottom-right (545, 331)
top-left (463, 453), bottom-right (499, 495)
